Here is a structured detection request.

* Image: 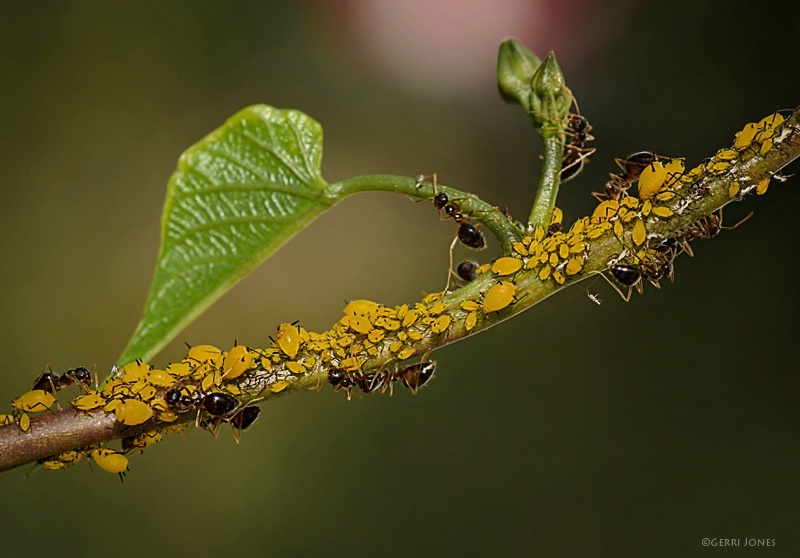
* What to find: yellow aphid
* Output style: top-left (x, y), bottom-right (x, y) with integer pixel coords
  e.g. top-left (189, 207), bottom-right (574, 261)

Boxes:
top-left (641, 199), bottom-right (652, 217)
top-left (407, 330), bottom-right (423, 340)
top-left (347, 316), bottom-right (373, 334)
top-left (91, 448), bottom-right (129, 475)
top-left (222, 345), bottom-right (253, 379)
top-left (733, 122), bottom-right (758, 150)
top-left (428, 302), bottom-right (448, 316)
top-left (492, 257), bottom-right (523, 276)
top-left (552, 270), bottom-right (565, 285)
top-left (483, 282), bottom-right (516, 313)
top-left (513, 241), bottom-right (528, 256)
top-left (276, 323), bottom-right (301, 358)
top-left (430, 315), bottom-right (452, 334)
top-left (120, 361), bottom-right (150, 382)
top-left (548, 252), bottom-right (559, 268)
top-left (188, 345), bottom-right (223, 365)
top-left (298, 327), bottom-right (311, 343)
top-left (568, 241), bottom-right (585, 255)
top-left (477, 263), bottom-right (492, 275)
top-left (129, 379), bottom-right (148, 395)
top-left (550, 207), bottom-right (563, 226)
top-left (619, 207), bottom-right (636, 224)
top-left (341, 356), bottom-right (366, 371)
top-left (104, 399), bottom-right (121, 413)
top-left (705, 160), bottom-right (731, 174)
top-left (460, 300), bottom-right (481, 312)
top-left (638, 162), bottom-right (668, 199)
top-left (422, 292), bottom-right (443, 304)
top-left (225, 384), bottom-right (242, 395)
top-left (114, 399), bottom-right (154, 426)
top-left (651, 206), bottom-right (674, 218)
top-left (375, 317), bottom-right (401, 331)
top-left (729, 182), bottom-right (741, 198)
top-left (157, 412), bottom-right (179, 423)
top-left (137, 385), bottom-right (157, 401)
top-left (632, 219), bottom-right (647, 246)
top-left (19, 413), bottom-right (30, 433)
top-left (533, 225), bottom-right (546, 242)
top-left (663, 158), bottom-right (685, 187)
top-left (655, 191), bottom-right (676, 202)
top-left (565, 257), bottom-right (584, 276)
top-left (12, 390), bottom-right (56, 413)
top-left (715, 149), bottom-right (738, 162)
top-left (200, 371), bottom-right (217, 392)
top-left (396, 347), bottom-right (414, 360)
top-left (558, 243), bottom-right (569, 259)
top-left (146, 369), bottom-right (175, 387)
top-left (0, 414), bottom-right (15, 426)
top-left (757, 112), bottom-right (784, 133)
top-left (41, 450), bottom-right (86, 470)
top-left (586, 222), bottom-right (611, 239)
top-left (125, 430), bottom-right (162, 450)
top-left (166, 362), bottom-right (192, 377)
top-left (570, 219), bottom-right (587, 235)
top-left (756, 177), bottom-right (770, 195)
top-left (538, 265), bottom-right (552, 281)
top-left (465, 311), bottom-right (479, 331)
top-left (591, 200), bottom-right (619, 223)
top-left (150, 398), bottom-right (169, 412)
top-left (613, 220), bottom-right (624, 239)
top-left (759, 139), bottom-right (773, 156)
top-left (368, 329), bottom-right (386, 343)
top-left (401, 310), bottom-right (419, 327)
top-left (343, 299), bottom-right (379, 317)
top-left (271, 381), bottom-right (289, 394)
top-left (286, 361), bottom-right (305, 374)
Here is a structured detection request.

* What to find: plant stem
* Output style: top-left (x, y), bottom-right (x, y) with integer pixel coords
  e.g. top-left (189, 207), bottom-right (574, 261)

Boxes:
top-left (528, 134), bottom-right (564, 227)
top-left (328, 175), bottom-right (524, 252)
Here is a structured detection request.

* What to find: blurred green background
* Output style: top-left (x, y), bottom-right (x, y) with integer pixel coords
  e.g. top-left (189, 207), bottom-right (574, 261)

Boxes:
top-left (1, 1), bottom-right (798, 557)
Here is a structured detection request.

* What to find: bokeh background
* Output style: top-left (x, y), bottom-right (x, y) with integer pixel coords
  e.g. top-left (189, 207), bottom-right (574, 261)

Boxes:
top-left (1, 1), bottom-right (799, 557)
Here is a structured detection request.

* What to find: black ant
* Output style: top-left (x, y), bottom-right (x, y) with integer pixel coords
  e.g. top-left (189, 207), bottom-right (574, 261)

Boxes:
top-left (673, 209), bottom-right (753, 257)
top-left (393, 361), bottom-right (437, 395)
top-left (230, 405), bottom-right (262, 443)
top-left (327, 365), bottom-right (357, 400)
top-left (561, 113), bottom-right (596, 183)
top-left (455, 260), bottom-right (479, 283)
top-left (417, 174), bottom-right (488, 292)
top-left (416, 174), bottom-right (487, 250)
top-left (31, 365), bottom-right (93, 394)
top-left (594, 151), bottom-right (658, 201)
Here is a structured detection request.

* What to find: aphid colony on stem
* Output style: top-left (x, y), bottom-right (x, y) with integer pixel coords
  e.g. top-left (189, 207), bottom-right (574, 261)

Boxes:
top-left (0, 109), bottom-right (791, 477)
top-left (596, 111), bottom-right (786, 299)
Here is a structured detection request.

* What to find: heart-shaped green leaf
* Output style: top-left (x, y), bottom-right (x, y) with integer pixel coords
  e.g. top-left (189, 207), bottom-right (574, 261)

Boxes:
top-left (119, 105), bottom-right (329, 366)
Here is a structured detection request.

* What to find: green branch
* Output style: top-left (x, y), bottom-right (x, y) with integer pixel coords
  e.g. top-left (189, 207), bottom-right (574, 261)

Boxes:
top-left (328, 174), bottom-right (523, 252)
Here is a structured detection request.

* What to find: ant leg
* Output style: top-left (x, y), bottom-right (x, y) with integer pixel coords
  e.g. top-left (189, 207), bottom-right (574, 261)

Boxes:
top-left (721, 209), bottom-right (754, 230)
top-left (590, 271), bottom-right (633, 302)
top-left (443, 234), bottom-right (460, 294)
